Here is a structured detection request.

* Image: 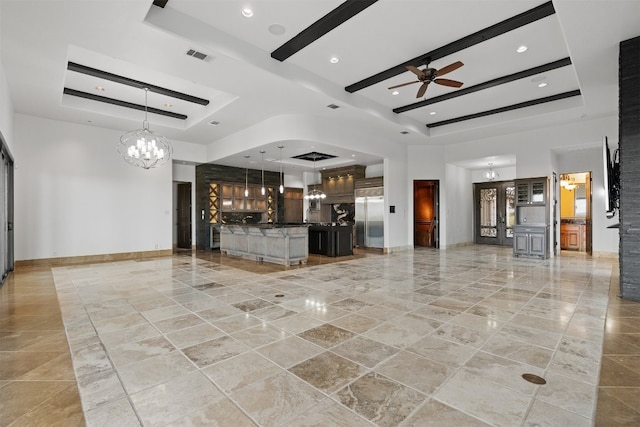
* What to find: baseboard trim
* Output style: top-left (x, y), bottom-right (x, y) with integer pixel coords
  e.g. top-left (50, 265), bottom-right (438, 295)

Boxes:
top-left (383, 245), bottom-right (414, 254)
top-left (15, 249), bottom-right (173, 269)
top-left (441, 241), bottom-right (474, 250)
top-left (592, 251), bottom-right (619, 259)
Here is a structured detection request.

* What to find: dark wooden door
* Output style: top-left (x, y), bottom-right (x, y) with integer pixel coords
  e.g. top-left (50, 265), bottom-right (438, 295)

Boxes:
top-left (177, 183), bottom-right (192, 249)
top-left (414, 180), bottom-right (439, 248)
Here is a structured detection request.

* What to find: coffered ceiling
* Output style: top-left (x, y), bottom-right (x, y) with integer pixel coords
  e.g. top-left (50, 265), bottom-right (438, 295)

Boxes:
top-left (1, 0), bottom-right (638, 173)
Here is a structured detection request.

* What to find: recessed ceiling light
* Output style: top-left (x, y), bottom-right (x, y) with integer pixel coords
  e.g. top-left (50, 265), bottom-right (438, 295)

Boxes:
top-left (330, 57), bottom-right (339, 64)
top-left (268, 24), bottom-right (286, 35)
top-left (429, 111), bottom-right (437, 115)
top-left (351, 154), bottom-right (356, 157)
top-left (538, 82), bottom-right (548, 88)
top-left (392, 90), bottom-right (399, 96)
top-left (241, 7), bottom-right (253, 18)
top-left (517, 45), bottom-right (528, 53)
top-left (95, 86), bottom-right (105, 92)
top-left (164, 103), bottom-right (172, 108)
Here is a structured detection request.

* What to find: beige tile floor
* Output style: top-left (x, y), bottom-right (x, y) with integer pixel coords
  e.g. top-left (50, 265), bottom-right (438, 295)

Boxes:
top-left (0, 245), bottom-right (635, 426)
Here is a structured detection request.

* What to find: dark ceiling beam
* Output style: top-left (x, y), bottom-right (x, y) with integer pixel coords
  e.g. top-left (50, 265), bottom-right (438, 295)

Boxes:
top-left (152, 0), bottom-right (169, 8)
top-left (271, 0), bottom-right (379, 62)
top-left (63, 88), bottom-right (188, 120)
top-left (67, 62), bottom-right (210, 106)
top-left (394, 57), bottom-right (572, 114)
top-left (345, 1), bottom-right (556, 93)
top-left (426, 89), bottom-right (581, 128)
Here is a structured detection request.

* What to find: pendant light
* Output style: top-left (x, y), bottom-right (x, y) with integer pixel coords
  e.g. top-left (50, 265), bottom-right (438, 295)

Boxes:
top-left (304, 153), bottom-right (326, 200)
top-left (482, 163), bottom-right (500, 181)
top-left (244, 155), bottom-right (250, 197)
top-left (278, 145), bottom-right (284, 194)
top-left (117, 88), bottom-right (173, 169)
top-left (260, 150), bottom-right (266, 196)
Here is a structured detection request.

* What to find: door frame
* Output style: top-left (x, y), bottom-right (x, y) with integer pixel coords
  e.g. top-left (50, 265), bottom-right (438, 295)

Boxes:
top-left (473, 180), bottom-right (515, 247)
top-left (176, 182), bottom-right (192, 249)
top-left (413, 180), bottom-right (440, 249)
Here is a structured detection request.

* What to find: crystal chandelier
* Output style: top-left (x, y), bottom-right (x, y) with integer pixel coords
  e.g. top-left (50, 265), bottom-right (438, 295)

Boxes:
top-left (304, 154), bottom-right (326, 200)
top-left (560, 173), bottom-right (577, 190)
top-left (482, 163), bottom-right (499, 181)
top-left (117, 88), bottom-right (173, 169)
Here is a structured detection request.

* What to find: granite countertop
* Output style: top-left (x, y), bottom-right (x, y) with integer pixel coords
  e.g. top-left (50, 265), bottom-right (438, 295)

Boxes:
top-left (217, 223), bottom-right (308, 229)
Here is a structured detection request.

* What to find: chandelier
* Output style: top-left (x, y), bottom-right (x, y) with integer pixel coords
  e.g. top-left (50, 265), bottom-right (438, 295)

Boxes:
top-left (117, 88), bottom-right (173, 169)
top-left (560, 173), bottom-right (577, 190)
top-left (304, 153), bottom-right (326, 200)
top-left (482, 163), bottom-right (499, 181)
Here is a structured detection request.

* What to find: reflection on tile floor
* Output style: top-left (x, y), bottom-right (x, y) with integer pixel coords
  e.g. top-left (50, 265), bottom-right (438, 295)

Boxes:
top-left (1, 245), bottom-right (634, 426)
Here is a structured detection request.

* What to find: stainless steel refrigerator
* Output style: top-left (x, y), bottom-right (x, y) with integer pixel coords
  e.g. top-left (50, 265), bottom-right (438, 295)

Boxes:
top-left (355, 187), bottom-right (384, 248)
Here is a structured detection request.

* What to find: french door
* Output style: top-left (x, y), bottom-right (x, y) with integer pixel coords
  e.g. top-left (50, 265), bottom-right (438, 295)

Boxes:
top-left (474, 181), bottom-right (515, 246)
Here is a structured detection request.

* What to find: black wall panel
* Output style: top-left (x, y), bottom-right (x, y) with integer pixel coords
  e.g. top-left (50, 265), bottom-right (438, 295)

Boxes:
top-left (619, 35), bottom-right (640, 300)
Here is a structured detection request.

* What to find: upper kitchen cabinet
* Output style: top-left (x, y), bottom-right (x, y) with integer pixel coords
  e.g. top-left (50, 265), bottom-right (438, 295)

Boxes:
top-left (516, 178), bottom-right (547, 206)
top-left (321, 165), bottom-right (366, 200)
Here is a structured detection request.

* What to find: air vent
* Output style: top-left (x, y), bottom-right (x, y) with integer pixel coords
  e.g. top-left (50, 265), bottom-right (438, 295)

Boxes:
top-left (209, 121), bottom-right (220, 126)
top-left (400, 131), bottom-right (409, 134)
top-left (326, 103), bottom-right (340, 109)
top-left (292, 151), bottom-right (336, 162)
top-left (186, 49), bottom-right (209, 61)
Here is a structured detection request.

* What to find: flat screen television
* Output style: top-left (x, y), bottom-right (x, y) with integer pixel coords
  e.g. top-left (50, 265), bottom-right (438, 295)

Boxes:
top-left (603, 136), bottom-right (620, 218)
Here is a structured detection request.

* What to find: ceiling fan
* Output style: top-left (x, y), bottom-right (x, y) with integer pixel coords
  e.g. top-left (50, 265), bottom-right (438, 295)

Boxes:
top-left (388, 61), bottom-right (464, 98)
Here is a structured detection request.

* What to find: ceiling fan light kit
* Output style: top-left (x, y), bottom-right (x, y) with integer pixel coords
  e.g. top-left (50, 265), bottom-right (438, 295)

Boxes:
top-left (388, 61), bottom-right (464, 98)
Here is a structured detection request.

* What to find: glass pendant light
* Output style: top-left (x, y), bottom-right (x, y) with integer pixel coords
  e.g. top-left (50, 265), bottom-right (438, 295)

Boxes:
top-left (278, 145), bottom-right (284, 194)
top-left (244, 155), bottom-right (250, 197)
top-left (260, 150), bottom-right (266, 196)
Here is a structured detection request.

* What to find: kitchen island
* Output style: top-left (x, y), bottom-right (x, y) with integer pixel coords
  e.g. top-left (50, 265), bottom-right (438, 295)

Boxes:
top-left (217, 224), bottom-right (308, 266)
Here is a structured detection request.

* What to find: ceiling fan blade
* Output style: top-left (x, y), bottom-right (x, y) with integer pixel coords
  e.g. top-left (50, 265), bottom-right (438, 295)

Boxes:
top-left (416, 82), bottom-right (429, 98)
top-left (388, 81), bottom-right (420, 90)
top-left (406, 65), bottom-right (426, 77)
top-left (434, 78), bottom-right (464, 88)
top-left (435, 61), bottom-right (464, 77)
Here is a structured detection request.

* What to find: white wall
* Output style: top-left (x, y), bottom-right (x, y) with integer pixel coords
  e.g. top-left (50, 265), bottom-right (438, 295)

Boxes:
top-left (14, 114), bottom-right (173, 260)
top-left (407, 145), bottom-right (446, 246)
top-left (445, 164), bottom-right (473, 246)
top-left (0, 56), bottom-right (15, 154)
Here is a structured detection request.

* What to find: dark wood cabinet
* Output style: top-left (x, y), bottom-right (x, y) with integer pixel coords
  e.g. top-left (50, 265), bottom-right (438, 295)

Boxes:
top-left (308, 225), bottom-right (353, 257)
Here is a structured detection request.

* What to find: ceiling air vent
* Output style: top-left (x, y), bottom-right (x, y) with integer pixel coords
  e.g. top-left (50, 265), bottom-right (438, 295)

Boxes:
top-left (209, 121), bottom-right (220, 126)
top-left (326, 103), bottom-right (340, 109)
top-left (186, 49), bottom-right (209, 61)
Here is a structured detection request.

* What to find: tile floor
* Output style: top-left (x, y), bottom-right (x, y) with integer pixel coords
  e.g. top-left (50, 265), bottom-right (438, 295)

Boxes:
top-left (0, 245), bottom-right (636, 426)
